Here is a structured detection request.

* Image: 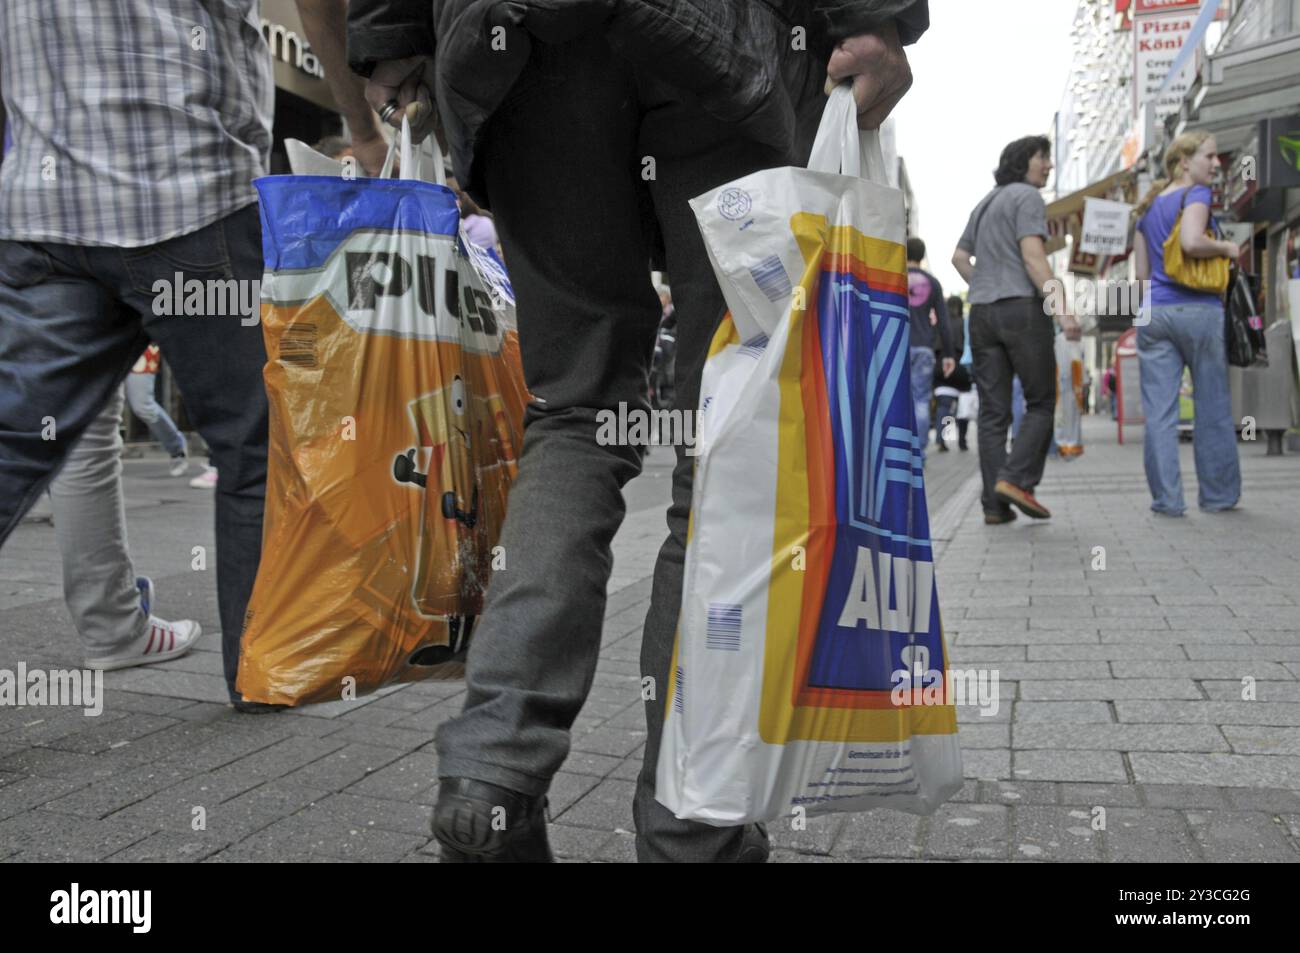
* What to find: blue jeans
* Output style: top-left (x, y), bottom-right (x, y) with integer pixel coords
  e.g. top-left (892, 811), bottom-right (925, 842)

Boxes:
top-left (909, 347), bottom-right (935, 461)
top-left (1137, 301), bottom-right (1241, 514)
top-left (125, 372), bottom-right (187, 458)
top-left (0, 204), bottom-right (268, 699)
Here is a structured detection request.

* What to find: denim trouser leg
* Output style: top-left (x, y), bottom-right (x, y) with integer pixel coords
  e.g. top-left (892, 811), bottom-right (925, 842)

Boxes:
top-left (125, 371), bottom-right (187, 458)
top-left (1182, 305), bottom-right (1241, 509)
top-left (48, 385), bottom-right (150, 653)
top-left (909, 347), bottom-right (935, 461)
top-left (1138, 308), bottom-right (1188, 514)
top-left (95, 205), bottom-right (268, 697)
top-left (1139, 302), bottom-right (1241, 512)
top-left (0, 205), bottom-right (267, 699)
top-left (432, 32), bottom-right (806, 861)
top-left (0, 241), bottom-right (148, 548)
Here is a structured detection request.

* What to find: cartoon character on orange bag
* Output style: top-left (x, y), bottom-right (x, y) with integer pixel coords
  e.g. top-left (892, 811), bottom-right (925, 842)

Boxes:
top-left (393, 357), bottom-right (521, 618)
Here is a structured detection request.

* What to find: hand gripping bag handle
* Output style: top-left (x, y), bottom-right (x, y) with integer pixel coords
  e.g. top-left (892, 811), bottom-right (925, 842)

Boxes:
top-left (807, 83), bottom-right (889, 185)
top-left (378, 115), bottom-right (448, 185)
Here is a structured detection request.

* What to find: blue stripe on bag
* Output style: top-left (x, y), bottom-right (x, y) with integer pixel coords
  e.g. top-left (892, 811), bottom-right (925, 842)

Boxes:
top-left (806, 261), bottom-right (942, 693)
top-left (254, 175), bottom-right (460, 271)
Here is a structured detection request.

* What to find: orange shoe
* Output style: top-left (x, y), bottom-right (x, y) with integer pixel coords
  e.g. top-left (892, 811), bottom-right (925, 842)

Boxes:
top-left (994, 480), bottom-right (1051, 519)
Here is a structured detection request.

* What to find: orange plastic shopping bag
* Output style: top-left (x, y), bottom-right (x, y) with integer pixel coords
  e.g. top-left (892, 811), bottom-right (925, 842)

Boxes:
top-left (237, 129), bottom-right (527, 705)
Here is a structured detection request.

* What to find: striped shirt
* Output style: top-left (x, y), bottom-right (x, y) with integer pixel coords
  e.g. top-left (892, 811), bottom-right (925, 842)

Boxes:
top-left (0, 0), bottom-right (273, 247)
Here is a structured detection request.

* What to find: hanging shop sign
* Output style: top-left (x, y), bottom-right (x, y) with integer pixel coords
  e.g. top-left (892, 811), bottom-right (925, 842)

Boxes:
top-left (1080, 197), bottom-right (1135, 256)
top-left (1133, 9), bottom-right (1198, 123)
top-left (1134, 0), bottom-right (1201, 13)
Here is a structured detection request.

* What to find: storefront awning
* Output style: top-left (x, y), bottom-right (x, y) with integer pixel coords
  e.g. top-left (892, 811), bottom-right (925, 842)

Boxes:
top-left (1178, 31), bottom-right (1300, 155)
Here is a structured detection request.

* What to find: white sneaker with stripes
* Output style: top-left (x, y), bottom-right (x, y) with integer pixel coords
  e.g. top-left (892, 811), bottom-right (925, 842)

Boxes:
top-left (85, 617), bottom-right (203, 671)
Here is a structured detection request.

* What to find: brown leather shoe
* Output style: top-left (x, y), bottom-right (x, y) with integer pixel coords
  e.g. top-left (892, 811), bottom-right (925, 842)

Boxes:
top-left (984, 509), bottom-right (1018, 525)
top-left (994, 480), bottom-right (1051, 519)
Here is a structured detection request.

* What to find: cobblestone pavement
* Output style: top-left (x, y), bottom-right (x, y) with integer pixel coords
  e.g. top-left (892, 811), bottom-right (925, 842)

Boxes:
top-left (1, 417), bottom-right (1297, 862)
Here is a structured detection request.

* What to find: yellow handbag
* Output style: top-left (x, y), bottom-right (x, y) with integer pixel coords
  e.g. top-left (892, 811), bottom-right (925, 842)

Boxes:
top-left (1162, 187), bottom-right (1229, 295)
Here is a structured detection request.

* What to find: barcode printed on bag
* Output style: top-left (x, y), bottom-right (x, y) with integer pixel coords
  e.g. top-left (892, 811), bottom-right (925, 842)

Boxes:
top-left (706, 603), bottom-right (742, 651)
top-left (739, 334), bottom-right (769, 359)
top-left (749, 255), bottom-right (791, 302)
top-left (673, 666), bottom-right (684, 714)
top-left (279, 324), bottom-right (318, 368)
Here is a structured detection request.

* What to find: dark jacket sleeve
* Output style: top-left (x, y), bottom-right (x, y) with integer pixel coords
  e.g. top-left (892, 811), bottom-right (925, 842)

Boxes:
top-left (347, 0), bottom-right (437, 77)
top-left (811, 0), bottom-right (929, 46)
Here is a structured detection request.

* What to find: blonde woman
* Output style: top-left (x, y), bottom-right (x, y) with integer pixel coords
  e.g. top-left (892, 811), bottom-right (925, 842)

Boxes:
top-left (1132, 131), bottom-right (1242, 516)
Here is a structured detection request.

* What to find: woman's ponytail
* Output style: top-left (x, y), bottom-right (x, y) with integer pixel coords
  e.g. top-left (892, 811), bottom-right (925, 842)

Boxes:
top-left (1133, 130), bottom-right (1213, 221)
top-left (1134, 177), bottom-right (1170, 220)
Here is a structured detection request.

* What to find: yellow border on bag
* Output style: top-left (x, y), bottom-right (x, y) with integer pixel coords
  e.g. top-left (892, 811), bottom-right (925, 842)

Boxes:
top-left (759, 213), bottom-right (956, 744)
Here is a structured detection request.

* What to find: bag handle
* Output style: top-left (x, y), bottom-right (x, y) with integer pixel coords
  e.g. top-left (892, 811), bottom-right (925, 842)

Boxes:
top-left (970, 187), bottom-right (1005, 249)
top-left (378, 115), bottom-right (447, 186)
top-left (807, 83), bottom-right (889, 185)
top-left (1175, 184), bottom-right (1221, 239)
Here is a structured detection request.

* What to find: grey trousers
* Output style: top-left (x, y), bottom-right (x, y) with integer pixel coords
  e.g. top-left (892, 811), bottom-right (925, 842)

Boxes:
top-left (433, 30), bottom-right (821, 861)
top-left (48, 385), bottom-right (149, 654)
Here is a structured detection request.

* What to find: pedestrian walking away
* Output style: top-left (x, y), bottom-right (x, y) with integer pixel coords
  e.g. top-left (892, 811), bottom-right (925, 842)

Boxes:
top-left (934, 293), bottom-right (970, 452)
top-left (1131, 130), bottom-right (1243, 516)
top-left (0, 0), bottom-right (272, 710)
top-left (905, 236), bottom-right (956, 461)
top-left (125, 344), bottom-right (189, 477)
top-left (952, 134), bottom-right (1081, 524)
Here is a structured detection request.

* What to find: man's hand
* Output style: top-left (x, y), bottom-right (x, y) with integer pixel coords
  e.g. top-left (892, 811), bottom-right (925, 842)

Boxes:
top-left (942, 357), bottom-right (956, 378)
top-left (364, 56), bottom-right (439, 143)
top-left (825, 21), bottom-right (913, 130)
top-left (1060, 313), bottom-right (1082, 342)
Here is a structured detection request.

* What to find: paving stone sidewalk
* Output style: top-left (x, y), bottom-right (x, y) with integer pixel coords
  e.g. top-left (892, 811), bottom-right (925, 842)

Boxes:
top-left (1, 418), bottom-right (1297, 862)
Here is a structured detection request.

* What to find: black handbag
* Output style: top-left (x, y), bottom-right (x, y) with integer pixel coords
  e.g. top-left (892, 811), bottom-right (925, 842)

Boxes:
top-left (1224, 266), bottom-right (1267, 368)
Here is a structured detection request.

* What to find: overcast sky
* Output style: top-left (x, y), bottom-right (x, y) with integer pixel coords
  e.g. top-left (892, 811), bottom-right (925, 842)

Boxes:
top-left (893, 0), bottom-right (1080, 295)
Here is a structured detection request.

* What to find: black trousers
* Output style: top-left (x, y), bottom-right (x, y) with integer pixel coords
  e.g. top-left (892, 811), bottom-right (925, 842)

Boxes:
top-left (969, 296), bottom-right (1055, 513)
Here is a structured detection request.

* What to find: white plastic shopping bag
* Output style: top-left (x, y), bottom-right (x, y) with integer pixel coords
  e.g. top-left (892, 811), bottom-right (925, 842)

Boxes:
top-left (657, 86), bottom-right (963, 825)
top-left (1054, 331), bottom-right (1085, 458)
